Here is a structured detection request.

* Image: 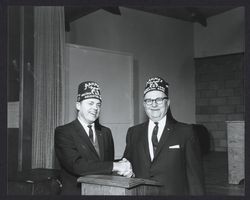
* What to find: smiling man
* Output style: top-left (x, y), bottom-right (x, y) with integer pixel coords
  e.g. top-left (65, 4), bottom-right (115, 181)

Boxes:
top-left (55, 81), bottom-right (132, 195)
top-left (123, 77), bottom-right (205, 195)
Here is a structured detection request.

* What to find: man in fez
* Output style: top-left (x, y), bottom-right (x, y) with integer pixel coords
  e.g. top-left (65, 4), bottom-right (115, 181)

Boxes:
top-left (55, 81), bottom-right (132, 195)
top-left (123, 77), bottom-right (205, 195)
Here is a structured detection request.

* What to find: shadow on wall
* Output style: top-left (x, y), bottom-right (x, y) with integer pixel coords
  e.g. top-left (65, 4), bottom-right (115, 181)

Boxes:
top-left (192, 124), bottom-right (211, 155)
top-left (133, 59), bottom-right (140, 124)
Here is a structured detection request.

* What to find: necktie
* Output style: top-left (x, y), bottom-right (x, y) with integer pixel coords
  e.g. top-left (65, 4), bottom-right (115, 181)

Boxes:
top-left (87, 125), bottom-right (94, 143)
top-left (151, 122), bottom-right (159, 155)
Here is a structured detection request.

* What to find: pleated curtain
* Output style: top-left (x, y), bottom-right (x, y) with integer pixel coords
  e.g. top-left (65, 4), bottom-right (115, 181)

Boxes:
top-left (32, 6), bottom-right (66, 168)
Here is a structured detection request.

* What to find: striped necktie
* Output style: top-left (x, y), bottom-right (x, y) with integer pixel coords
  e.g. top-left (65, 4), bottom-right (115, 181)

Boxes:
top-left (87, 125), bottom-right (94, 143)
top-left (151, 122), bottom-right (159, 155)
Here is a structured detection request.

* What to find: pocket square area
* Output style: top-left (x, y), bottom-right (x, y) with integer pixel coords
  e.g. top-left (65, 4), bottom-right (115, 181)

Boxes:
top-left (169, 145), bottom-right (180, 149)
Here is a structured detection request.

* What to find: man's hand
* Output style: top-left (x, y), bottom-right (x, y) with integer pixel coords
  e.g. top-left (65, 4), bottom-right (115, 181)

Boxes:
top-left (113, 158), bottom-right (134, 177)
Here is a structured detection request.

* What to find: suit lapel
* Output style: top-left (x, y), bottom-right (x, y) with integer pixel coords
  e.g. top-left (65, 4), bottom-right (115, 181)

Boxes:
top-left (72, 119), bottom-right (100, 158)
top-left (95, 128), bottom-right (104, 160)
top-left (140, 121), bottom-right (152, 163)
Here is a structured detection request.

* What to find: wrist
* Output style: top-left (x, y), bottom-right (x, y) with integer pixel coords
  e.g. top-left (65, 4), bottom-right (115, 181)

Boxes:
top-left (112, 162), bottom-right (118, 172)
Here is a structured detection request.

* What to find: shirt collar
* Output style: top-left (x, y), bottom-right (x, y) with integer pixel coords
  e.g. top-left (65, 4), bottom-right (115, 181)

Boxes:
top-left (149, 115), bottom-right (166, 127)
top-left (77, 117), bottom-right (95, 130)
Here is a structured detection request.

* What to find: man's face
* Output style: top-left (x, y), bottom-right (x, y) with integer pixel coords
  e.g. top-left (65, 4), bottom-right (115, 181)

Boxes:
top-left (76, 98), bottom-right (101, 124)
top-left (144, 90), bottom-right (170, 122)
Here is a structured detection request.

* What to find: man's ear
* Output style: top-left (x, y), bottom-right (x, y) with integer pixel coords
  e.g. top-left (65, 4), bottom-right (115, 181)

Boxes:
top-left (76, 102), bottom-right (80, 111)
top-left (167, 99), bottom-right (170, 107)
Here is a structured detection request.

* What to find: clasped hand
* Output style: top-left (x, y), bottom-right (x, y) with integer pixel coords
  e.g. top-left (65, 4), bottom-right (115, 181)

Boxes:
top-left (113, 158), bottom-right (134, 177)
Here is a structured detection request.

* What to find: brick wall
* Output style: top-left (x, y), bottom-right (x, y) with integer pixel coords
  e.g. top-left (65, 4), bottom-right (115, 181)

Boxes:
top-left (195, 54), bottom-right (244, 151)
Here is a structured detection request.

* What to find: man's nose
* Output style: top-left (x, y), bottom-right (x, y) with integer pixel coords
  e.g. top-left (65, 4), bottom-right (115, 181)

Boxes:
top-left (152, 100), bottom-right (157, 107)
top-left (93, 104), bottom-right (99, 110)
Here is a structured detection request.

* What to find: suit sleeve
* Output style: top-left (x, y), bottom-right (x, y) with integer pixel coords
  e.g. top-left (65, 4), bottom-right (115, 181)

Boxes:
top-left (54, 127), bottom-right (113, 176)
top-left (106, 128), bottom-right (115, 161)
top-left (123, 127), bottom-right (133, 162)
top-left (185, 129), bottom-right (205, 195)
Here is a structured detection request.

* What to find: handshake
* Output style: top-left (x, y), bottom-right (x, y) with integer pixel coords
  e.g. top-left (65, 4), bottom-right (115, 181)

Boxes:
top-left (113, 158), bottom-right (134, 178)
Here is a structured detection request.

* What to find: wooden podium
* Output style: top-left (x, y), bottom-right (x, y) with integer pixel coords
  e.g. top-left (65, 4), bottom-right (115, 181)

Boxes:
top-left (77, 175), bottom-right (162, 195)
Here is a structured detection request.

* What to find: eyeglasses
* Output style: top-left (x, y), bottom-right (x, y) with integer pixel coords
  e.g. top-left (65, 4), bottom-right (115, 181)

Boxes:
top-left (144, 97), bottom-right (168, 106)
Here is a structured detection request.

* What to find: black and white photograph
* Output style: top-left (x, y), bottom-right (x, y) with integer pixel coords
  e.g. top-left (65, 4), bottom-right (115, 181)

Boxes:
top-left (2, 0), bottom-right (248, 197)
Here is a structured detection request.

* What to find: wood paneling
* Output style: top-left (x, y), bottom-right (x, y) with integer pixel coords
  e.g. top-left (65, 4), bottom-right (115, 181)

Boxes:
top-left (78, 175), bottom-right (161, 195)
top-left (8, 6), bottom-right (20, 102)
top-left (18, 6), bottom-right (34, 171)
top-left (8, 6), bottom-right (34, 172)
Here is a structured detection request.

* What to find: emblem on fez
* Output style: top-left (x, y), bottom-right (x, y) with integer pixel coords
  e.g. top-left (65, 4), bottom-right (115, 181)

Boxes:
top-left (91, 86), bottom-right (100, 95)
top-left (85, 83), bottom-right (100, 95)
top-left (147, 78), bottom-right (161, 89)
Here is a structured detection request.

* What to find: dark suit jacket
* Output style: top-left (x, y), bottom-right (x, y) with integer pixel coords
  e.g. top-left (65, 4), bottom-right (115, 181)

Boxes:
top-left (123, 113), bottom-right (205, 195)
top-left (54, 119), bottom-right (114, 195)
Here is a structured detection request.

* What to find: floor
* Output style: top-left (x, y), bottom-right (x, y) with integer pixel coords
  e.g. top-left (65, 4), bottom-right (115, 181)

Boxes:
top-left (203, 152), bottom-right (245, 196)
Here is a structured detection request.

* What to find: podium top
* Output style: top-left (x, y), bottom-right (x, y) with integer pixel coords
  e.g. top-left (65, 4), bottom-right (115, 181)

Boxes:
top-left (77, 175), bottom-right (161, 189)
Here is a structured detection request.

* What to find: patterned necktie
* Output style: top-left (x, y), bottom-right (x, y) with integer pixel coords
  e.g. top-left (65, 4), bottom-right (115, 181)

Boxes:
top-left (151, 122), bottom-right (159, 155)
top-left (87, 125), bottom-right (94, 143)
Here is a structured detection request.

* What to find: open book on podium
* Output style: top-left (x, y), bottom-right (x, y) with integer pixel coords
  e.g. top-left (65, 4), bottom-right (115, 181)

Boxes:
top-left (77, 175), bottom-right (162, 195)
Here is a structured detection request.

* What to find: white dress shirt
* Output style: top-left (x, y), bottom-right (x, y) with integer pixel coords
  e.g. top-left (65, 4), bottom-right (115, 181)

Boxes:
top-left (148, 115), bottom-right (166, 161)
top-left (78, 117), bottom-right (96, 142)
